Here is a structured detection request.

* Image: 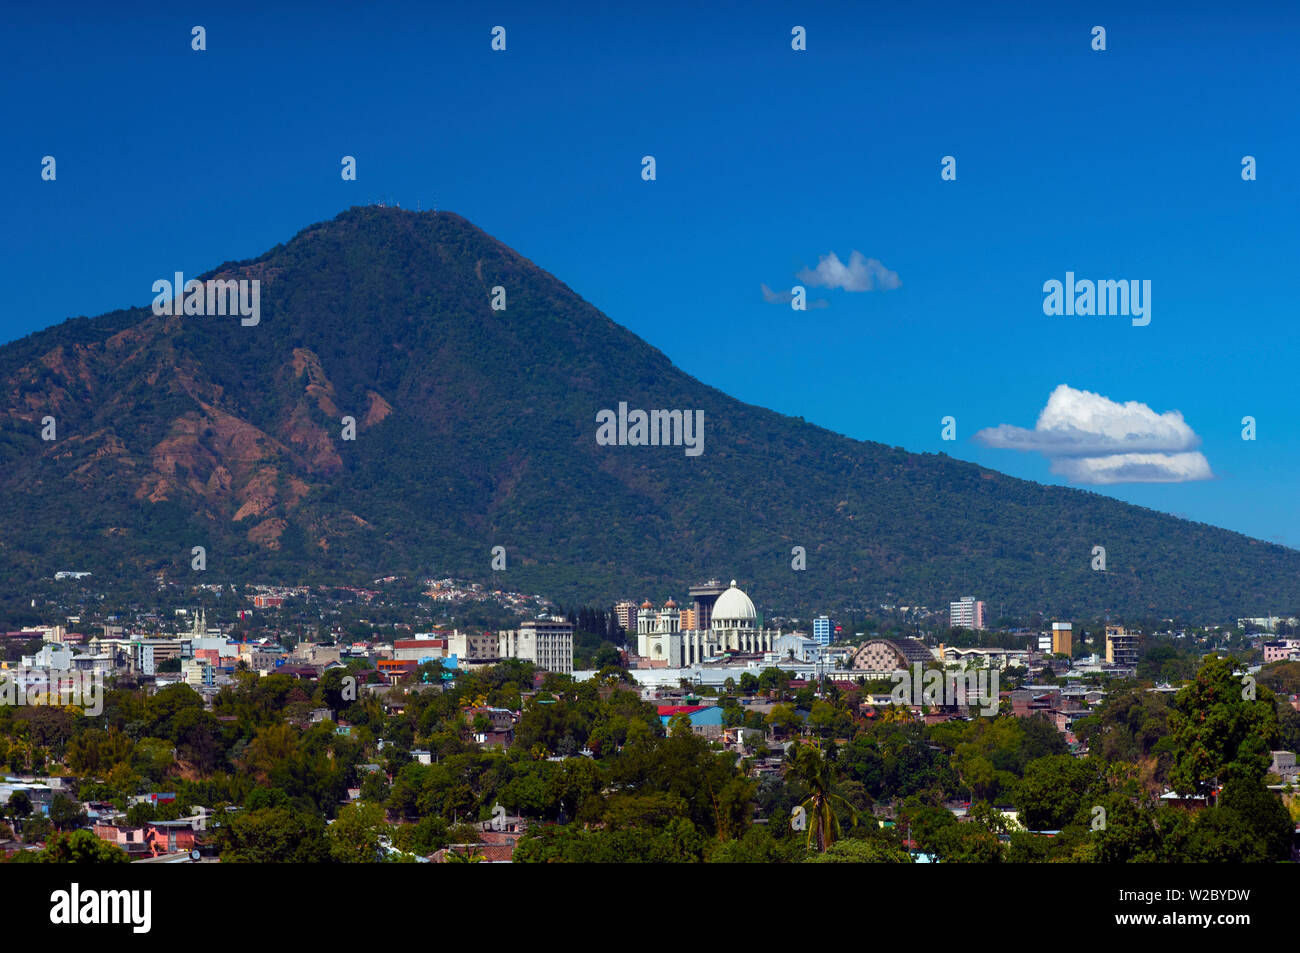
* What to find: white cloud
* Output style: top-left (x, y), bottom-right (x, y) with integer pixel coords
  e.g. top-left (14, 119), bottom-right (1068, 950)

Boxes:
top-left (973, 384), bottom-right (1212, 485)
top-left (1049, 452), bottom-right (1213, 485)
top-left (795, 251), bottom-right (900, 292)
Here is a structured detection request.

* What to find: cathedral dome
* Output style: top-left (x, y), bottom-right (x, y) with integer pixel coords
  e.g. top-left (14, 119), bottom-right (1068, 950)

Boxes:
top-left (711, 580), bottom-right (757, 628)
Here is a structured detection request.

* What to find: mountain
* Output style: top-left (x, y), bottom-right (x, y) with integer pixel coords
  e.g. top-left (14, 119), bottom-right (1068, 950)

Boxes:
top-left (0, 206), bottom-right (1296, 620)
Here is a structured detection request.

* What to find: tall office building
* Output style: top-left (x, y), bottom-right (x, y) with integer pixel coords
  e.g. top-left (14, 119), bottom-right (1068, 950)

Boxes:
top-left (688, 579), bottom-right (728, 633)
top-left (613, 601), bottom-right (638, 634)
top-left (950, 596), bottom-right (986, 631)
top-left (1104, 625), bottom-right (1138, 671)
top-left (1051, 622), bottom-right (1073, 656)
top-left (812, 616), bottom-right (835, 646)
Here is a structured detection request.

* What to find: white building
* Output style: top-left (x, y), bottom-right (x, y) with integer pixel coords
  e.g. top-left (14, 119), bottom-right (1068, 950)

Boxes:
top-left (498, 618), bottom-right (573, 674)
top-left (950, 596), bottom-right (986, 631)
top-left (774, 634), bottom-right (823, 663)
top-left (938, 645), bottom-right (1026, 671)
top-left (637, 581), bottom-right (778, 667)
top-left (192, 636), bottom-right (240, 660)
top-left (447, 629), bottom-right (498, 662)
top-left (20, 644), bottom-right (75, 670)
top-left (181, 658), bottom-right (215, 687)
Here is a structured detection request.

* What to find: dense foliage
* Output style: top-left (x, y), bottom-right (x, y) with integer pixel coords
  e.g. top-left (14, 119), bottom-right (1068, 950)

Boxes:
top-left (1, 653), bottom-right (1295, 863)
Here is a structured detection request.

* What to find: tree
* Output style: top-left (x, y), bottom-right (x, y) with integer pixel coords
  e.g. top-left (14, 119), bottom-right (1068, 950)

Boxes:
top-left (66, 727), bottom-right (135, 776)
top-left (1085, 792), bottom-right (1166, 863)
top-left (48, 794), bottom-right (87, 832)
top-left (514, 817), bottom-right (705, 863)
top-left (319, 667), bottom-right (356, 711)
top-left (1014, 755), bottom-right (1106, 830)
top-left (602, 792), bottom-right (689, 830)
top-left (328, 802), bottom-right (391, 863)
top-left (172, 708), bottom-right (224, 775)
top-left (708, 825), bottom-right (804, 863)
top-left (1073, 684), bottom-right (1171, 765)
top-left (550, 756), bottom-right (604, 820)
top-left (18, 815), bottom-right (51, 843)
top-left (839, 735), bottom-right (885, 795)
top-left (392, 815), bottom-right (449, 856)
top-left (6, 790), bottom-right (31, 819)
top-left (609, 726), bottom-right (754, 839)
top-left (24, 829), bottom-right (129, 863)
top-left (809, 699), bottom-right (851, 739)
top-left (1186, 773), bottom-right (1293, 862)
top-left (789, 744), bottom-right (856, 852)
top-left (1168, 655), bottom-right (1280, 796)
top-left (125, 802), bottom-right (157, 827)
top-left (1279, 705), bottom-right (1300, 758)
top-left (217, 807), bottom-right (331, 863)
top-left (766, 704), bottom-right (802, 739)
top-left (805, 838), bottom-right (912, 863)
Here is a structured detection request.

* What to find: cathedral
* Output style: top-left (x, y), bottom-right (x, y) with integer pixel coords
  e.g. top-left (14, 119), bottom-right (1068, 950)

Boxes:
top-left (635, 580), bottom-right (778, 667)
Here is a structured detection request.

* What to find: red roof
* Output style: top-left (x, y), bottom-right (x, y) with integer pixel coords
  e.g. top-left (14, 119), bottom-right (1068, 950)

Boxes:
top-left (657, 705), bottom-right (710, 717)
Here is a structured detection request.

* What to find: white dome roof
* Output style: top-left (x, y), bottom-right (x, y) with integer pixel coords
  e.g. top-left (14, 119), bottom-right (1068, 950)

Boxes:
top-left (712, 580), bottom-right (757, 627)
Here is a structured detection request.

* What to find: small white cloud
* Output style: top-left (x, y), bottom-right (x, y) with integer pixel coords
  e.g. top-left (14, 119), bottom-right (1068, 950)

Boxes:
top-left (973, 384), bottom-right (1212, 485)
top-left (1050, 452), bottom-right (1213, 485)
top-left (795, 251), bottom-right (900, 292)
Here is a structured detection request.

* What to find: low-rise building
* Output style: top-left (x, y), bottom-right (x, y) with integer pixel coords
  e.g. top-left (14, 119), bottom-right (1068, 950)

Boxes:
top-left (1269, 750), bottom-right (1299, 784)
top-left (392, 638), bottom-right (447, 663)
top-left (658, 704), bottom-right (724, 739)
top-left (446, 630), bottom-right (498, 662)
top-left (773, 634), bottom-right (823, 663)
top-left (1262, 640), bottom-right (1300, 663)
top-left (848, 637), bottom-right (934, 676)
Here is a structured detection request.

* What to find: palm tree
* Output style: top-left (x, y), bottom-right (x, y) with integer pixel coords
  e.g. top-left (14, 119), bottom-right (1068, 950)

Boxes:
top-left (789, 743), bottom-right (857, 852)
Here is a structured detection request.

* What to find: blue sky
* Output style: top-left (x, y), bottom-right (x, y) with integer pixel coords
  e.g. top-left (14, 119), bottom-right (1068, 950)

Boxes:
top-left (3, 1), bottom-right (1297, 545)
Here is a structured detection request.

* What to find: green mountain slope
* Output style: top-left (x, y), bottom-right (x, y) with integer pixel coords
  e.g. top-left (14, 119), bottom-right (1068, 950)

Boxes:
top-left (0, 206), bottom-right (1294, 619)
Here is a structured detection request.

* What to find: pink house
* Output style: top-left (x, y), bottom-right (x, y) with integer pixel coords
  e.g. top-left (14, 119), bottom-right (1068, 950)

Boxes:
top-left (94, 824), bottom-right (147, 849)
top-left (1263, 641), bottom-right (1299, 663)
top-left (94, 822), bottom-right (196, 856)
